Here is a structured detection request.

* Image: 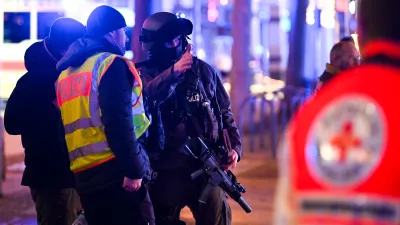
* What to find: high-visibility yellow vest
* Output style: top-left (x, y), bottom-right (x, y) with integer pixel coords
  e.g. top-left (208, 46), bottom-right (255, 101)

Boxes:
top-left (56, 52), bottom-right (150, 173)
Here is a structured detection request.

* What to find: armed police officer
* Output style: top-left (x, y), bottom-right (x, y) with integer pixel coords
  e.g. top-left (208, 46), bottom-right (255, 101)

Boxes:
top-left (137, 12), bottom-right (243, 225)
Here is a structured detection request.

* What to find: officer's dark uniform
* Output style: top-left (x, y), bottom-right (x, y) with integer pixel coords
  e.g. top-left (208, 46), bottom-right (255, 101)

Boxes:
top-left (137, 12), bottom-right (242, 225)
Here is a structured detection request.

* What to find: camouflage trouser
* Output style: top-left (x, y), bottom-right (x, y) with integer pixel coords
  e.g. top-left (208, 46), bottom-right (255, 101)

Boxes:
top-left (150, 170), bottom-right (232, 225)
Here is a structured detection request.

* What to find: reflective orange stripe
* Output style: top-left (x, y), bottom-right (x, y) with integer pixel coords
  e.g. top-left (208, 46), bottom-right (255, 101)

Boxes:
top-left (74, 155), bottom-right (116, 174)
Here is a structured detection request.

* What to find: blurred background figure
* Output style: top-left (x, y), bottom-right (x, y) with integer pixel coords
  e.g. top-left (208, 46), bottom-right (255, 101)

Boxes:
top-left (316, 40), bottom-right (360, 92)
top-left (340, 35), bottom-right (355, 45)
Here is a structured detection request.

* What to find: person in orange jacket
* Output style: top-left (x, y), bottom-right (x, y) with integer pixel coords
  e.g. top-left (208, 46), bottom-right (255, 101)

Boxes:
top-left (274, 0), bottom-right (400, 224)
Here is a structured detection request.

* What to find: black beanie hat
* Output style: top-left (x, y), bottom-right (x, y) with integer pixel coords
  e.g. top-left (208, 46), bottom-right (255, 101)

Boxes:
top-left (48, 17), bottom-right (86, 46)
top-left (87, 5), bottom-right (127, 36)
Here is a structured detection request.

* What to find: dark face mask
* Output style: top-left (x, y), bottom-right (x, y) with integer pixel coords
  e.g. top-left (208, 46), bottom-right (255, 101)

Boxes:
top-left (148, 37), bottom-right (188, 70)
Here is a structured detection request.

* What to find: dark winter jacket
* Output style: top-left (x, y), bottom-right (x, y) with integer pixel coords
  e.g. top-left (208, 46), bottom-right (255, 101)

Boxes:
top-left (56, 37), bottom-right (151, 193)
top-left (4, 41), bottom-right (75, 189)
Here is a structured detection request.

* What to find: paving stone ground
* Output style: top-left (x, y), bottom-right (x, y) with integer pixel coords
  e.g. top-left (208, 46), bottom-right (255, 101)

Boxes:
top-left (0, 132), bottom-right (277, 225)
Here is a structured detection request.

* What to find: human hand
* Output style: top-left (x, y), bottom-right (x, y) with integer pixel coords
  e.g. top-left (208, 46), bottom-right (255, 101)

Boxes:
top-left (222, 150), bottom-right (239, 171)
top-left (122, 177), bottom-right (142, 192)
top-left (172, 44), bottom-right (193, 77)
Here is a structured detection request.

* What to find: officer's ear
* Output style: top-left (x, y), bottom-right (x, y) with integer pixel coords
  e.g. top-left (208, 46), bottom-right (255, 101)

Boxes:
top-left (104, 31), bottom-right (116, 44)
top-left (105, 31), bottom-right (115, 39)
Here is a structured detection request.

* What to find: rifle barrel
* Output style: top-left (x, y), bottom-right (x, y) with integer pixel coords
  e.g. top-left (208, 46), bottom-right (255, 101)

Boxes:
top-left (238, 196), bottom-right (252, 213)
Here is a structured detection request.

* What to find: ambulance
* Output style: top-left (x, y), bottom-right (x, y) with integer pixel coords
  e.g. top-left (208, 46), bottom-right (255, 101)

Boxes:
top-left (0, 0), bottom-right (134, 104)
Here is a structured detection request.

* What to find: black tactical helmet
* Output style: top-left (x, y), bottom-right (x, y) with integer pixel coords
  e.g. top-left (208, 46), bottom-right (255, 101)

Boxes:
top-left (140, 12), bottom-right (193, 51)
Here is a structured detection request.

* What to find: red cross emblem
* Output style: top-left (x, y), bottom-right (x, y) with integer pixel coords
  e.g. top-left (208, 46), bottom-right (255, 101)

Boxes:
top-left (329, 121), bottom-right (362, 162)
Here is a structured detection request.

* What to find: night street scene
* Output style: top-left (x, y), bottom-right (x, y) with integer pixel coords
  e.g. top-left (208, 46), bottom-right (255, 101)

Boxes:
top-left (0, 0), bottom-right (397, 224)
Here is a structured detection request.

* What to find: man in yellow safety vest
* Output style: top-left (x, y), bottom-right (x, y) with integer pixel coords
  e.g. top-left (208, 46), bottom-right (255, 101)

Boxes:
top-left (55, 5), bottom-right (154, 225)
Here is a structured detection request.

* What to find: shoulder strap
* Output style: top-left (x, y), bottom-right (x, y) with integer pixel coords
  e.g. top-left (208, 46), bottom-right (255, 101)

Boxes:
top-left (195, 58), bottom-right (223, 134)
top-left (191, 57), bottom-right (223, 141)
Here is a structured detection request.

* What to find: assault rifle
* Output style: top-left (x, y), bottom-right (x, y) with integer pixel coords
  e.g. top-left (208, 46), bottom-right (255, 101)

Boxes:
top-left (184, 137), bottom-right (252, 213)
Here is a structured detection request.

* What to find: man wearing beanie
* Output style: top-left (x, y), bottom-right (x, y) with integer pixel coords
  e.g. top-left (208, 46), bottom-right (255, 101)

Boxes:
top-left (56, 5), bottom-right (155, 225)
top-left (4, 18), bottom-right (85, 225)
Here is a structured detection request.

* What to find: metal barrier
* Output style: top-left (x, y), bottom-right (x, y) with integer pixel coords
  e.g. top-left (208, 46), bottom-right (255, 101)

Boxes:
top-left (238, 86), bottom-right (312, 157)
